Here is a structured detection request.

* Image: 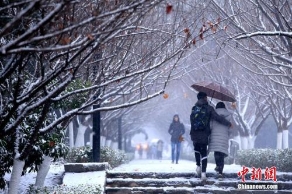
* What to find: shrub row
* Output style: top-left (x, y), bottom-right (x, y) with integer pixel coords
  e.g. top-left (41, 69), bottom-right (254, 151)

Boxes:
top-left (237, 149), bottom-right (292, 172)
top-left (65, 146), bottom-right (130, 168)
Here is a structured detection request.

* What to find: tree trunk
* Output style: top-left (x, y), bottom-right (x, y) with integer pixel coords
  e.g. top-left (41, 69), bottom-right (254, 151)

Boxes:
top-left (241, 136), bottom-right (248, 150)
top-left (277, 128), bottom-right (283, 149)
top-left (90, 132), bottom-right (93, 148)
top-left (101, 136), bottom-right (106, 146)
top-left (105, 139), bottom-right (112, 147)
top-left (283, 129), bottom-right (289, 149)
top-left (75, 123), bottom-right (87, 147)
top-left (8, 159), bottom-right (25, 194)
top-left (111, 142), bottom-right (118, 149)
top-left (233, 135), bottom-right (241, 150)
top-left (35, 155), bottom-right (51, 187)
top-left (68, 121), bottom-right (74, 148)
top-left (248, 136), bottom-right (256, 149)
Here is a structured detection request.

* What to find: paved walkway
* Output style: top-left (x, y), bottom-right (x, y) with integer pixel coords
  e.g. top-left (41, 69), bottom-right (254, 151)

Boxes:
top-left (112, 159), bottom-right (242, 174)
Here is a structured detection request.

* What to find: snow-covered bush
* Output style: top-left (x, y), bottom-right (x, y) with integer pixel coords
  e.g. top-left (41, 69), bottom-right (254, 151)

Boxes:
top-left (65, 146), bottom-right (92, 163)
top-left (237, 149), bottom-right (292, 172)
top-left (25, 184), bottom-right (102, 194)
top-left (100, 146), bottom-right (128, 168)
top-left (65, 146), bottom-right (129, 168)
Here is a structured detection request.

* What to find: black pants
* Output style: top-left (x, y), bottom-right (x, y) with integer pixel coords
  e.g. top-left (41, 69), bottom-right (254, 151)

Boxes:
top-left (193, 143), bottom-right (208, 172)
top-left (214, 151), bottom-right (225, 174)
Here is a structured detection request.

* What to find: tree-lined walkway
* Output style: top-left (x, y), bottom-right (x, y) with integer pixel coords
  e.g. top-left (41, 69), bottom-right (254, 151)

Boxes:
top-left (105, 160), bottom-right (292, 193)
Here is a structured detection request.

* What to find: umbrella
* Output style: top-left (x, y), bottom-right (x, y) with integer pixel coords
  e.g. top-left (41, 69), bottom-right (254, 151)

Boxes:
top-left (191, 81), bottom-right (236, 102)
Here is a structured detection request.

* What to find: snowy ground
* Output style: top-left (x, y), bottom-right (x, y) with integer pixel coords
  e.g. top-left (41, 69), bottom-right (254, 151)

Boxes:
top-left (112, 159), bottom-right (242, 173)
top-left (2, 159), bottom-right (242, 194)
top-left (3, 159), bottom-right (291, 193)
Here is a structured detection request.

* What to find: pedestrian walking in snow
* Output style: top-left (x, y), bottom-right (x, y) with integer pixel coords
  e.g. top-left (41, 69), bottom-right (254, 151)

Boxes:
top-left (138, 143), bottom-right (143, 159)
top-left (208, 102), bottom-right (232, 180)
top-left (156, 140), bottom-right (164, 159)
top-left (190, 92), bottom-right (231, 182)
top-left (168, 114), bottom-right (185, 164)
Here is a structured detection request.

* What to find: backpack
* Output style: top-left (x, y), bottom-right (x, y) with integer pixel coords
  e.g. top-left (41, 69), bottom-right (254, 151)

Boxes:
top-left (190, 105), bottom-right (209, 131)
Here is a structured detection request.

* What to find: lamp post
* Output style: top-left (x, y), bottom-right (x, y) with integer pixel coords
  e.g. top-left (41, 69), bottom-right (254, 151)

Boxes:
top-left (92, 50), bottom-right (102, 162)
top-left (92, 103), bottom-right (100, 162)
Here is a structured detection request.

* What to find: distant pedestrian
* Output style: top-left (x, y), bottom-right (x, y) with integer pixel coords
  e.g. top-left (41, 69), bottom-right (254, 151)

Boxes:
top-left (151, 144), bottom-right (157, 159)
top-left (190, 92), bottom-right (232, 182)
top-left (209, 102), bottom-right (232, 180)
top-left (168, 114), bottom-right (185, 164)
top-left (156, 140), bottom-right (164, 160)
top-left (138, 143), bottom-right (143, 159)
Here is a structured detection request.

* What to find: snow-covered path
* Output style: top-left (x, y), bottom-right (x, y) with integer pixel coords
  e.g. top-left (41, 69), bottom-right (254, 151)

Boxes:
top-left (112, 159), bottom-right (242, 174)
top-left (3, 159), bottom-right (292, 193)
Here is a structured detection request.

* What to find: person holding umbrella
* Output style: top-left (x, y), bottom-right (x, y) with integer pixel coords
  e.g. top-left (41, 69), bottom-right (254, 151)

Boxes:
top-left (190, 91), bottom-right (232, 182)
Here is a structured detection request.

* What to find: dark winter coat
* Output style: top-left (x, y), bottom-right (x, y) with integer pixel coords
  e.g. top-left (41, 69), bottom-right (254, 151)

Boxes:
top-left (168, 115), bottom-right (185, 143)
top-left (209, 108), bottom-right (232, 156)
top-left (190, 99), bottom-right (231, 144)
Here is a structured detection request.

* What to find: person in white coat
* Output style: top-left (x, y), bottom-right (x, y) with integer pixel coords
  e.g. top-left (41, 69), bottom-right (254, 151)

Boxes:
top-left (208, 102), bottom-right (232, 180)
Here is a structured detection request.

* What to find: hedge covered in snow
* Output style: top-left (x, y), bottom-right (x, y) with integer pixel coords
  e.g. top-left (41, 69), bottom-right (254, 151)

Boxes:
top-left (237, 149), bottom-right (292, 172)
top-left (65, 146), bottom-right (130, 168)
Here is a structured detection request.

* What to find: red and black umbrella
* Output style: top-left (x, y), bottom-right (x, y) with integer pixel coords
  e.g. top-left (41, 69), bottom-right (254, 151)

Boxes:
top-left (191, 81), bottom-right (236, 102)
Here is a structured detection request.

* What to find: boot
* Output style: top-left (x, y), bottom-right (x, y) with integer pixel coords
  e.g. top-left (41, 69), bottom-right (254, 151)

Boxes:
top-left (196, 166), bottom-right (201, 177)
top-left (201, 172), bottom-right (207, 181)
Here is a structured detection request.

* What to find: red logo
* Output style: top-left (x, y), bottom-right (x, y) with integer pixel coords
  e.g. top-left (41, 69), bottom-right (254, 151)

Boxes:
top-left (237, 166), bottom-right (277, 182)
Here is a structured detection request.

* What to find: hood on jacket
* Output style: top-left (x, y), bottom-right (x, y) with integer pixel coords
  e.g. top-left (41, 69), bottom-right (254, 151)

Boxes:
top-left (215, 108), bottom-right (231, 118)
top-left (172, 114), bottom-right (180, 123)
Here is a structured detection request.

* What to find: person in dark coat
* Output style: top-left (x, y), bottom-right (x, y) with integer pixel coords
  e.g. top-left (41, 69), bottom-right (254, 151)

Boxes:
top-left (209, 102), bottom-right (232, 180)
top-left (190, 92), bottom-right (232, 181)
top-left (168, 114), bottom-right (185, 164)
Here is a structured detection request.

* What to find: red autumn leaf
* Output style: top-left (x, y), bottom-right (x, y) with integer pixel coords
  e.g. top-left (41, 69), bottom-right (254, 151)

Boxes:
top-left (199, 29), bottom-right (204, 39)
top-left (49, 141), bottom-right (55, 147)
top-left (60, 36), bottom-right (71, 45)
top-left (199, 25), bottom-right (205, 39)
top-left (184, 28), bottom-right (190, 34)
top-left (199, 33), bottom-right (203, 40)
top-left (212, 26), bottom-right (217, 33)
top-left (166, 4), bottom-right (173, 14)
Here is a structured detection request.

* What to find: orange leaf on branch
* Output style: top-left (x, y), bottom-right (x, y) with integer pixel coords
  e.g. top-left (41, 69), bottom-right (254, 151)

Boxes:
top-left (199, 25), bottom-right (205, 40)
top-left (87, 34), bottom-right (94, 40)
top-left (163, 93), bottom-right (169, 99)
top-left (60, 36), bottom-right (71, 45)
